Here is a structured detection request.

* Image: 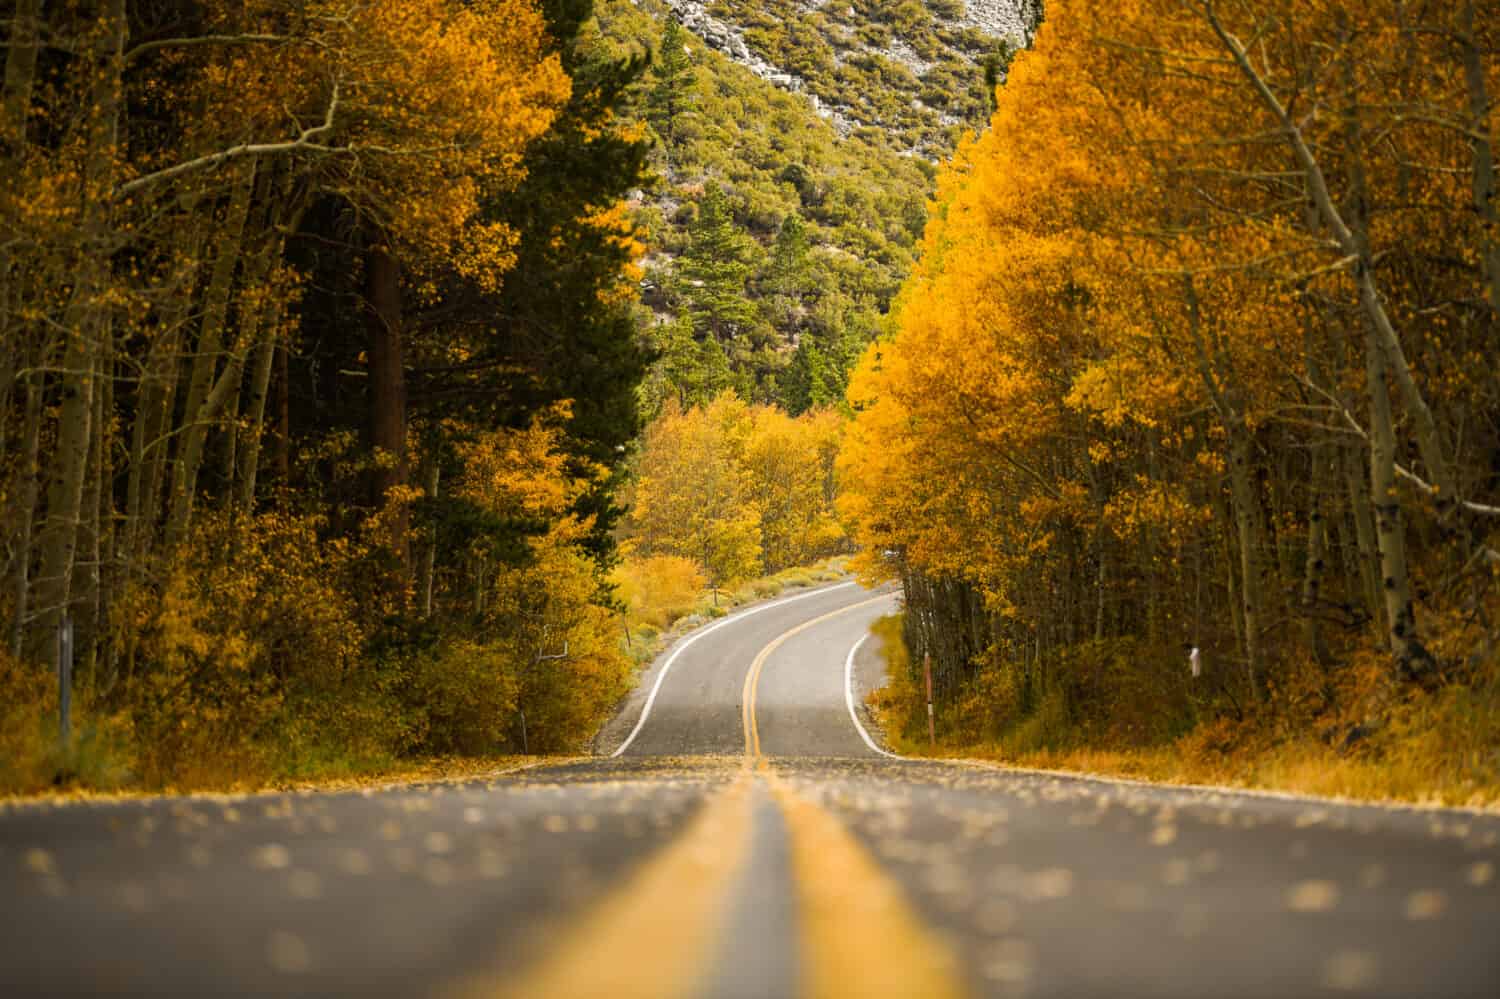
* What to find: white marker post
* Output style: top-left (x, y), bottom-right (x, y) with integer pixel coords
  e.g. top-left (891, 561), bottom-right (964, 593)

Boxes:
top-left (56, 615), bottom-right (73, 750)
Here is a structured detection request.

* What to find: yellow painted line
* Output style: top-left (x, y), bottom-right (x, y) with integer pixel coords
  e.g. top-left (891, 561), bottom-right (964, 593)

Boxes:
top-left (456, 776), bottom-right (755, 999)
top-left (741, 594), bottom-right (894, 759)
top-left (770, 774), bottom-right (971, 999)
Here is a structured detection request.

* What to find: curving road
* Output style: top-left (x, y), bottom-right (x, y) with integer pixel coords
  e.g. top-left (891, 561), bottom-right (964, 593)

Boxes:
top-left (3, 579), bottom-right (1499, 997)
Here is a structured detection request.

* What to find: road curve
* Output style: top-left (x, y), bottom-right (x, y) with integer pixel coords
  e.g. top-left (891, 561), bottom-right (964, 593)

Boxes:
top-left (3, 578), bottom-right (1499, 997)
top-left (597, 580), bottom-right (895, 757)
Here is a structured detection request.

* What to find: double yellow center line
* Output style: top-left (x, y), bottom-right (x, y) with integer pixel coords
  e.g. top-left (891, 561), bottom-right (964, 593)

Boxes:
top-left (740, 594), bottom-right (894, 760)
top-left (475, 590), bottom-right (968, 998)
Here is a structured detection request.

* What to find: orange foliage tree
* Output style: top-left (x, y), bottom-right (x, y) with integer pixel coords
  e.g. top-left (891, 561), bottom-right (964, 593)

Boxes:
top-left (621, 393), bottom-right (847, 591)
top-left (839, 0), bottom-right (1500, 747)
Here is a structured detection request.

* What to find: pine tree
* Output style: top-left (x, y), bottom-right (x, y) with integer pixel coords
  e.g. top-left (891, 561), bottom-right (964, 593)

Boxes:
top-left (766, 213), bottom-right (812, 300)
top-left (783, 335), bottom-right (829, 416)
top-left (679, 183), bottom-right (759, 341)
top-left (647, 16), bottom-right (696, 161)
top-left (407, 0), bottom-right (654, 563)
top-left (694, 330), bottom-right (736, 402)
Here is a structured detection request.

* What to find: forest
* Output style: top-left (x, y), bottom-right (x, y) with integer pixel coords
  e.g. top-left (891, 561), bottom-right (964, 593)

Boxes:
top-left (841, 0), bottom-right (1500, 803)
top-left (0, 0), bottom-right (874, 793)
top-left (0, 0), bottom-right (665, 790)
top-left (605, 0), bottom-right (933, 415)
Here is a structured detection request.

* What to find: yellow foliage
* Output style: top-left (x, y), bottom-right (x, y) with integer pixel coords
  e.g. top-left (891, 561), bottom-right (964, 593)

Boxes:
top-left (612, 555), bottom-right (708, 630)
top-left (119, 511), bottom-right (370, 788)
top-left (455, 403), bottom-right (598, 524)
top-left (0, 651), bottom-right (56, 795)
top-left (486, 525), bottom-right (634, 752)
top-left (623, 394), bottom-right (763, 587)
top-left (623, 393), bottom-right (848, 585)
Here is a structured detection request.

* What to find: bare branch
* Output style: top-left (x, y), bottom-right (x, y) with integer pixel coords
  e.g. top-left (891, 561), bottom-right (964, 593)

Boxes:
top-left (113, 81), bottom-right (341, 199)
top-left (1201, 0), bottom-right (1458, 502)
top-left (123, 33), bottom-right (296, 65)
top-left (1297, 374), bottom-right (1500, 518)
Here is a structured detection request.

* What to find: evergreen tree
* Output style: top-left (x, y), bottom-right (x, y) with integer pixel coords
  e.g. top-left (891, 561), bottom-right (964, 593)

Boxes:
top-left (679, 183), bottom-right (759, 341)
top-left (695, 330), bottom-right (736, 403)
top-left (410, 0), bottom-right (654, 562)
top-left (646, 16), bottom-right (696, 162)
top-left (765, 213), bottom-right (812, 300)
top-left (782, 292), bottom-right (875, 413)
top-left (783, 334), bottom-right (830, 416)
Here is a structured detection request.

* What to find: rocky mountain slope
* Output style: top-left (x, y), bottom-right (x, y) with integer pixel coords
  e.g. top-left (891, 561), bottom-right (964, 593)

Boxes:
top-left (666, 0), bottom-right (1041, 156)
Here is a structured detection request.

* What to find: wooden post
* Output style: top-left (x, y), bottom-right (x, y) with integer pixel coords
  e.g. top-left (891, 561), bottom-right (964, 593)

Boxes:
top-left (923, 652), bottom-right (936, 747)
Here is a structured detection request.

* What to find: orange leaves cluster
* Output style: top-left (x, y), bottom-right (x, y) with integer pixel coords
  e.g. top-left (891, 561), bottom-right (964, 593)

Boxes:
top-left (328, 0), bottom-right (569, 272)
top-left (120, 0), bottom-right (568, 288)
top-left (831, 0), bottom-right (1326, 602)
top-left (455, 403), bottom-right (601, 538)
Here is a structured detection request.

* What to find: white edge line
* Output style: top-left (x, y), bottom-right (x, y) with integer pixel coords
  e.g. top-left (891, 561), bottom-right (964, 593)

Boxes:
top-left (610, 580), bottom-right (860, 757)
top-left (845, 631), bottom-right (901, 759)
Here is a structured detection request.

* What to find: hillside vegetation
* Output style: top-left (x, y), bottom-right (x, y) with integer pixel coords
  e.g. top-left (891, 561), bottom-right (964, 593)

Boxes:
top-left (592, 0), bottom-right (1033, 412)
top-left (703, 0), bottom-right (1035, 155)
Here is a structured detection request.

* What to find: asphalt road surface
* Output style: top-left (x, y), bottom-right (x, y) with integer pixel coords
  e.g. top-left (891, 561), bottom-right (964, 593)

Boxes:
top-left (3, 580), bottom-right (1499, 997)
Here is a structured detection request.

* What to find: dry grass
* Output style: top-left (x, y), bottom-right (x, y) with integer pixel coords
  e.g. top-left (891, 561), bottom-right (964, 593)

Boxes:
top-left (884, 724), bottom-right (1500, 811)
top-left (872, 614), bottom-right (1500, 811)
top-left (1, 754), bottom-right (570, 806)
top-left (941, 741), bottom-right (1500, 811)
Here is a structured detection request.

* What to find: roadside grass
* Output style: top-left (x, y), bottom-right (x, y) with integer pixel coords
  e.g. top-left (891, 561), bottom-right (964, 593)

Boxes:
top-left (0, 749), bottom-right (567, 805)
top-left (926, 740), bottom-right (1500, 811)
top-left (868, 615), bottom-right (1500, 811)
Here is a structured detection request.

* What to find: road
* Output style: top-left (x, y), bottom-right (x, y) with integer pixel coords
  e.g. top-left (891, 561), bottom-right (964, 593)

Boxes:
top-left (3, 579), bottom-right (1499, 997)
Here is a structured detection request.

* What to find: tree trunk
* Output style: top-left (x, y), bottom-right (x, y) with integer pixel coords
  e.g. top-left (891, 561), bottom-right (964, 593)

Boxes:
top-left (1181, 273), bottom-right (1261, 696)
top-left (1461, 0), bottom-right (1499, 319)
top-left (81, 351), bottom-right (112, 683)
top-left (365, 235), bottom-right (409, 564)
top-left (1342, 443), bottom-right (1383, 619)
top-left (35, 334), bottom-right (97, 664)
top-left (1227, 430), bottom-right (1263, 701)
top-left (237, 329), bottom-right (280, 515)
top-left (139, 337), bottom-right (180, 558)
top-left (1301, 441), bottom-right (1333, 666)
top-left (1223, 514), bottom-right (1245, 661)
top-left (127, 194), bottom-right (208, 566)
top-left (275, 340), bottom-right (291, 499)
top-left (165, 165), bottom-right (256, 546)
top-left (419, 459), bottom-right (440, 617)
top-left (9, 370), bottom-right (44, 659)
top-left (33, 0), bottom-right (125, 666)
top-left (1, 0), bottom-right (44, 141)
top-left (235, 195), bottom-right (305, 516)
top-left (1365, 322), bottom-right (1426, 676)
top-left (218, 377), bottom-right (243, 500)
